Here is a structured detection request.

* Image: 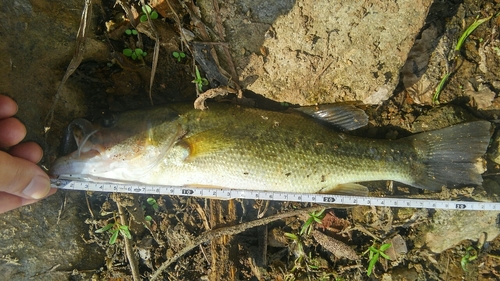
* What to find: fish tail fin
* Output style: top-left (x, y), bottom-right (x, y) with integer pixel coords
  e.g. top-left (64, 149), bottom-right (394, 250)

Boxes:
top-left (406, 121), bottom-right (491, 191)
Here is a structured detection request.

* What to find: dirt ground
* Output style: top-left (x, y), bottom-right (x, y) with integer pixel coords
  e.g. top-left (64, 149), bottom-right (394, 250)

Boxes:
top-left (2, 0), bottom-right (500, 280)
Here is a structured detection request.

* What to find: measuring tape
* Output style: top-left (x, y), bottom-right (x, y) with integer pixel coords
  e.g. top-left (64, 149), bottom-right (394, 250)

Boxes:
top-left (50, 179), bottom-right (500, 211)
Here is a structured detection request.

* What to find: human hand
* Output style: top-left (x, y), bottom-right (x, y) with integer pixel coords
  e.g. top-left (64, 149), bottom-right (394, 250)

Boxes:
top-left (0, 95), bottom-right (56, 213)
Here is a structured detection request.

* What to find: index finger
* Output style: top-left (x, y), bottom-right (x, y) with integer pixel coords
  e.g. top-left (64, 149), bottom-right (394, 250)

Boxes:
top-left (0, 95), bottom-right (18, 119)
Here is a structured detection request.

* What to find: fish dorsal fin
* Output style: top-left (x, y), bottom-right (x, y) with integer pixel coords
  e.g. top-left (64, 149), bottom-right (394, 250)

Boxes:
top-left (295, 104), bottom-right (368, 131)
top-left (320, 183), bottom-right (369, 196)
top-left (181, 128), bottom-right (236, 160)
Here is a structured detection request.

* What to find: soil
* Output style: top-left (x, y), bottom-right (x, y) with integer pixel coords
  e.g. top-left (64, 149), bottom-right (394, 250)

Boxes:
top-left (1, 0), bottom-right (500, 280)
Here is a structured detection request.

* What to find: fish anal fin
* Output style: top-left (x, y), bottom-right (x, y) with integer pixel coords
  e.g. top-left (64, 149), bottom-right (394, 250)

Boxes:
top-left (295, 104), bottom-right (368, 131)
top-left (181, 129), bottom-right (235, 160)
top-left (320, 183), bottom-right (369, 196)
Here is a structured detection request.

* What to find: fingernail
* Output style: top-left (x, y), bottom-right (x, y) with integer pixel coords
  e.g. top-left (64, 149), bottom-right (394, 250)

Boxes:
top-left (22, 175), bottom-right (51, 199)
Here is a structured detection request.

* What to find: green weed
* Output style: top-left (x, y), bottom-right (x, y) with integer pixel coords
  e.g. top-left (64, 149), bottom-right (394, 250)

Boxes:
top-left (300, 208), bottom-right (326, 236)
top-left (363, 242), bottom-right (391, 276)
top-left (95, 216), bottom-right (132, 245)
top-left (173, 51), bottom-right (186, 62)
top-left (147, 197), bottom-right (159, 211)
top-left (461, 246), bottom-right (478, 271)
top-left (433, 15), bottom-right (492, 104)
top-left (192, 65), bottom-right (208, 91)
top-left (123, 48), bottom-right (147, 60)
top-left (140, 5), bottom-right (158, 22)
top-left (125, 29), bottom-right (138, 36)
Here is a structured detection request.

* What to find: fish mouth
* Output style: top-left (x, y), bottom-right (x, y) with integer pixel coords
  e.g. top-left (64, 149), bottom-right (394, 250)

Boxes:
top-left (49, 118), bottom-right (116, 179)
top-left (49, 148), bottom-right (106, 179)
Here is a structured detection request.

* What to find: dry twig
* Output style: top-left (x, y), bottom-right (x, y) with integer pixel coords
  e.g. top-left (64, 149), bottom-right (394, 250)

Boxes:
top-left (115, 197), bottom-right (141, 281)
top-left (193, 86), bottom-right (237, 110)
top-left (312, 230), bottom-right (359, 260)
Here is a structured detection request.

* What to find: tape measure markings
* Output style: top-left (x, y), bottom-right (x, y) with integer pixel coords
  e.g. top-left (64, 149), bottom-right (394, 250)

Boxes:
top-left (50, 179), bottom-right (500, 211)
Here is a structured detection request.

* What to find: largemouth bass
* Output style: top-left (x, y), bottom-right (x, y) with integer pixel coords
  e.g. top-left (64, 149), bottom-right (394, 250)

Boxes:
top-left (49, 103), bottom-right (491, 196)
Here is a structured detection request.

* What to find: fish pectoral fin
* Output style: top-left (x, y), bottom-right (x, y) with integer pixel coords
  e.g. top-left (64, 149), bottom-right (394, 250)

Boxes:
top-left (320, 183), bottom-right (369, 196)
top-left (181, 128), bottom-right (235, 159)
top-left (294, 104), bottom-right (368, 131)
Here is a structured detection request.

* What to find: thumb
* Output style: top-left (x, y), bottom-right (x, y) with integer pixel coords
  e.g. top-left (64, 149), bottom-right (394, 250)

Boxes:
top-left (0, 151), bottom-right (51, 199)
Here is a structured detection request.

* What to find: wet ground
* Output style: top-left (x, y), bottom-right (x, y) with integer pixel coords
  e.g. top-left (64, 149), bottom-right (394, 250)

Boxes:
top-left (2, 0), bottom-right (500, 280)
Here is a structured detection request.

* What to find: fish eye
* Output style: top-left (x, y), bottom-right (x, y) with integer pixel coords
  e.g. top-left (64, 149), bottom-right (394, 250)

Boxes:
top-left (100, 113), bottom-right (116, 128)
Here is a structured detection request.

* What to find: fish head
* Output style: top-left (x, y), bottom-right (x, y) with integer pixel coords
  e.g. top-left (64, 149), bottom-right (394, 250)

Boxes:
top-left (49, 107), bottom-right (182, 182)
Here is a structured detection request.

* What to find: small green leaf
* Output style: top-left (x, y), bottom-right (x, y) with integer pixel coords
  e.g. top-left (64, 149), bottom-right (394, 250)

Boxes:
top-left (461, 246), bottom-right (478, 271)
top-left (173, 51), bottom-right (186, 62)
top-left (142, 5), bottom-right (152, 14)
top-left (379, 252), bottom-right (390, 260)
top-left (284, 232), bottom-right (298, 240)
top-left (125, 29), bottom-right (132, 35)
top-left (455, 16), bottom-right (492, 51)
top-left (315, 208), bottom-right (326, 217)
top-left (109, 229), bottom-right (119, 244)
top-left (299, 222), bottom-right (310, 236)
top-left (135, 48), bottom-right (144, 56)
top-left (132, 29), bottom-right (138, 35)
top-left (123, 48), bottom-right (133, 57)
top-left (145, 215), bottom-right (153, 221)
top-left (461, 257), bottom-right (468, 271)
top-left (151, 11), bottom-right (158, 20)
top-left (379, 243), bottom-right (392, 252)
top-left (131, 53), bottom-right (137, 60)
top-left (119, 226), bottom-right (132, 240)
top-left (140, 14), bottom-right (148, 22)
top-left (147, 198), bottom-right (157, 205)
top-left (367, 252), bottom-right (379, 276)
top-left (95, 223), bottom-right (114, 233)
top-left (432, 72), bottom-right (450, 104)
top-left (195, 66), bottom-right (201, 78)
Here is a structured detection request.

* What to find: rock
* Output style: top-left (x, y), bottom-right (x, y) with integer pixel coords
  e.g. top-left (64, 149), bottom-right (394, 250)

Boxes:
top-left (487, 130), bottom-right (500, 165)
top-left (402, 22), bottom-right (448, 105)
top-left (422, 210), bottom-right (500, 253)
top-left (483, 179), bottom-right (500, 195)
top-left (236, 0), bottom-right (433, 105)
top-left (0, 1), bottom-right (105, 280)
top-left (410, 105), bottom-right (475, 133)
top-left (464, 81), bottom-right (496, 110)
top-left (385, 234), bottom-right (408, 261)
top-left (401, 24), bottom-right (439, 92)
